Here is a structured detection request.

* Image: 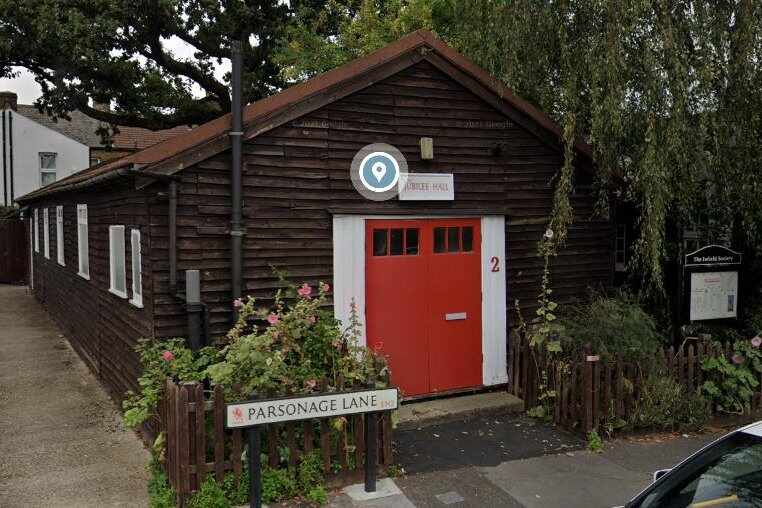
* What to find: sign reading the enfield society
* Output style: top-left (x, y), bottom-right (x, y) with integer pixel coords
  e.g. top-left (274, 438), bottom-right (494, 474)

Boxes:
top-left (398, 173), bottom-right (454, 201)
top-left (685, 245), bottom-right (742, 322)
top-left (225, 388), bottom-right (399, 429)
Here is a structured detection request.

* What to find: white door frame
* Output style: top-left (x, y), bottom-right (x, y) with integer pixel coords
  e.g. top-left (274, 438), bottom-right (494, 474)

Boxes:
top-left (332, 214), bottom-right (508, 387)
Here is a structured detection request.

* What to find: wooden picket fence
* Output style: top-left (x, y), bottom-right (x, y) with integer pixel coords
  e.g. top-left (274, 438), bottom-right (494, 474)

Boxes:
top-left (153, 379), bottom-right (394, 506)
top-left (509, 335), bottom-right (761, 434)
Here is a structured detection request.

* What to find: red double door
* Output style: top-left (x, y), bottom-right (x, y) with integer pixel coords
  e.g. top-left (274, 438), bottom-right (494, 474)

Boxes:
top-left (365, 218), bottom-right (482, 397)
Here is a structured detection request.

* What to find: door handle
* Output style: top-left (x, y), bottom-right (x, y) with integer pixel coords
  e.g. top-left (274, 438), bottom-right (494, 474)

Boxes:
top-left (445, 312), bottom-right (467, 321)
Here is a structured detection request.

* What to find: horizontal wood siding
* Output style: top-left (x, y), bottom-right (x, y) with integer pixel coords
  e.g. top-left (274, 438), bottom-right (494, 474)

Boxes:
top-left (155, 60), bottom-right (612, 339)
top-left (29, 179), bottom-right (154, 399)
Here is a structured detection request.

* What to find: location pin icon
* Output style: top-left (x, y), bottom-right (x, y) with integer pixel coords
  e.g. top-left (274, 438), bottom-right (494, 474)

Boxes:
top-left (371, 162), bottom-right (387, 183)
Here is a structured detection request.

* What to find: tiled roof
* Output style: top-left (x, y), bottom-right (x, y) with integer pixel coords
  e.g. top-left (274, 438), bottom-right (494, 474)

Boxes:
top-left (15, 104), bottom-right (189, 150)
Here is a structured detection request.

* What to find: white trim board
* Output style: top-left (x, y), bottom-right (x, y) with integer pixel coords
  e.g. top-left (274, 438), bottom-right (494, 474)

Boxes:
top-left (332, 214), bottom-right (508, 387)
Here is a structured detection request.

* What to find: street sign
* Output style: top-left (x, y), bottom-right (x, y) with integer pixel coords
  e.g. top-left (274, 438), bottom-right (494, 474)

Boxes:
top-left (398, 173), bottom-right (454, 200)
top-left (225, 388), bottom-right (398, 429)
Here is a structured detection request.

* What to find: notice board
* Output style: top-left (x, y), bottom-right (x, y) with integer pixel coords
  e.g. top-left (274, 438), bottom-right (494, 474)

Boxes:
top-left (689, 271), bottom-right (739, 321)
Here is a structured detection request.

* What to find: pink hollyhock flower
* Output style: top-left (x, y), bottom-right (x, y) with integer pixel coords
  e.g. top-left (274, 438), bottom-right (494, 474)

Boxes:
top-left (267, 313), bottom-right (280, 325)
top-left (161, 350), bottom-right (175, 362)
top-left (297, 283), bottom-right (312, 298)
top-left (305, 379), bottom-right (317, 390)
top-left (732, 353), bottom-right (745, 365)
top-left (319, 282), bottom-right (330, 293)
top-left (233, 298), bottom-right (244, 308)
top-left (307, 315), bottom-right (316, 324)
top-left (752, 336), bottom-right (762, 348)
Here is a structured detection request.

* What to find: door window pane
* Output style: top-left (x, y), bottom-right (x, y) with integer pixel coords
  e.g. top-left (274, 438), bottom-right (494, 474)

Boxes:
top-left (462, 226), bottom-right (473, 252)
top-left (434, 227), bottom-right (446, 253)
top-left (447, 227), bottom-right (460, 252)
top-left (405, 228), bottom-right (419, 255)
top-left (373, 229), bottom-right (388, 256)
top-left (390, 229), bottom-right (404, 256)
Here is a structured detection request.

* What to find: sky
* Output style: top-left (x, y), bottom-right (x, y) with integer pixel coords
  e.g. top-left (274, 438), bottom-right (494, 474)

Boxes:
top-left (0, 36), bottom-right (231, 104)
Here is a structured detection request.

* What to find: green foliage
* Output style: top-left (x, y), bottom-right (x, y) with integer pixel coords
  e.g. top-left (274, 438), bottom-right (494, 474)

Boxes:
top-left (702, 337), bottom-right (762, 414)
top-left (147, 457), bottom-right (176, 508)
top-left (629, 375), bottom-right (709, 432)
top-left (587, 430), bottom-right (603, 453)
top-left (298, 451), bottom-right (325, 495)
top-left (387, 464), bottom-right (405, 478)
top-left (187, 476), bottom-right (231, 508)
top-left (305, 485), bottom-right (328, 505)
top-left (122, 338), bottom-right (218, 428)
top-left (222, 470), bottom-right (250, 506)
top-left (0, 0), bottom-right (342, 130)
top-left (262, 467), bottom-right (298, 504)
top-left (207, 283), bottom-right (388, 400)
top-left (559, 291), bottom-right (666, 364)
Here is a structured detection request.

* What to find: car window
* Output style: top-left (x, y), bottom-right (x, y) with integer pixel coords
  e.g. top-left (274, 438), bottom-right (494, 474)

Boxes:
top-left (635, 433), bottom-right (762, 508)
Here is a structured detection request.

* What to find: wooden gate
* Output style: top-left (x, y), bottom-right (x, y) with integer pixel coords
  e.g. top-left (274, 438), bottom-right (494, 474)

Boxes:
top-left (0, 219), bottom-right (27, 284)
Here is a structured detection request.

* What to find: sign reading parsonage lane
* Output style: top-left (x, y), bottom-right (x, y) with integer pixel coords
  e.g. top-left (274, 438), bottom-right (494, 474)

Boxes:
top-left (225, 388), bottom-right (399, 429)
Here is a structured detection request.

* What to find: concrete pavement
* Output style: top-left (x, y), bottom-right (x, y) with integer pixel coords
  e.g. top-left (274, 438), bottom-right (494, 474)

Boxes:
top-left (0, 284), bottom-right (149, 507)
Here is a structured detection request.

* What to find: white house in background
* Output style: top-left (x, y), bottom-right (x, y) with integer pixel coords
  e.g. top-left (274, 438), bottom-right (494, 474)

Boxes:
top-left (1, 92), bottom-right (90, 206)
top-left (0, 90), bottom-right (190, 207)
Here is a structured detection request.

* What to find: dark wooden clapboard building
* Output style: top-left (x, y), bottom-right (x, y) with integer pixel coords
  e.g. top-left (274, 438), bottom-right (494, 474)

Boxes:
top-left (17, 30), bottom-right (613, 401)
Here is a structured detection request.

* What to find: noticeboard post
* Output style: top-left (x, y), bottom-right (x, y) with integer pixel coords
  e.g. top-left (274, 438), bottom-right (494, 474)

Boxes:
top-left (226, 388), bottom-right (399, 508)
top-left (683, 245), bottom-right (742, 323)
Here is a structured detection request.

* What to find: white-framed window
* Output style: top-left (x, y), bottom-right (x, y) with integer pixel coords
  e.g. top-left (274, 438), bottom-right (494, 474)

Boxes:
top-left (615, 223), bottom-right (626, 272)
top-left (109, 225), bottom-right (127, 298)
top-left (56, 205), bottom-right (65, 266)
top-left (39, 152), bottom-right (57, 187)
top-left (77, 204), bottom-right (89, 279)
top-left (129, 229), bottom-right (143, 308)
top-left (33, 208), bottom-right (39, 253)
top-left (42, 208), bottom-right (50, 259)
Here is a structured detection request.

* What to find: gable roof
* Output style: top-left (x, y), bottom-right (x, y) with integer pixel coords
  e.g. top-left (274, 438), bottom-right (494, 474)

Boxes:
top-left (17, 30), bottom-right (593, 204)
top-left (15, 104), bottom-right (189, 151)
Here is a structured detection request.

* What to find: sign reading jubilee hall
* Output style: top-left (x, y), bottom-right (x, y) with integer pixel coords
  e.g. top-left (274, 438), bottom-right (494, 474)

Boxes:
top-left (226, 388), bottom-right (398, 429)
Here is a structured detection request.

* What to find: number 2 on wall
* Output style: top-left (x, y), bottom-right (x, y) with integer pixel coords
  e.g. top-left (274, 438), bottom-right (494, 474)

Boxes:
top-left (490, 256), bottom-right (500, 272)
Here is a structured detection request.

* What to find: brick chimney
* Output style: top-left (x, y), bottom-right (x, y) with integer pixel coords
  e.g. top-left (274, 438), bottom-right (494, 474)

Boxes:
top-left (0, 91), bottom-right (17, 111)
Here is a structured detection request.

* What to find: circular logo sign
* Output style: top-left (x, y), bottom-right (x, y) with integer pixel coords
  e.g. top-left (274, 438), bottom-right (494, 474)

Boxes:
top-left (350, 143), bottom-right (407, 201)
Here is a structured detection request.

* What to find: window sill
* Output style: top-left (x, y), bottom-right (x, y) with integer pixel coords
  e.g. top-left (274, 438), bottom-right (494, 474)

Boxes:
top-left (77, 271), bottom-right (90, 280)
top-left (57, 261), bottom-right (65, 267)
top-left (109, 287), bottom-right (128, 299)
top-left (129, 298), bottom-right (144, 309)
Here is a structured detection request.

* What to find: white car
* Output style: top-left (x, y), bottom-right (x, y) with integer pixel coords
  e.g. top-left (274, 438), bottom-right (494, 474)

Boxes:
top-left (626, 421), bottom-right (762, 507)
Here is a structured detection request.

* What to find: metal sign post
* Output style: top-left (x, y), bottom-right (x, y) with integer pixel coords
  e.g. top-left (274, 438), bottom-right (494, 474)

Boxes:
top-left (225, 387), bottom-right (398, 505)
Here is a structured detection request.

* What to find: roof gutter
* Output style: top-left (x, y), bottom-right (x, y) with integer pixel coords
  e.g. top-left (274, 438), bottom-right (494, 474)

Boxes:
top-left (16, 163), bottom-right (136, 204)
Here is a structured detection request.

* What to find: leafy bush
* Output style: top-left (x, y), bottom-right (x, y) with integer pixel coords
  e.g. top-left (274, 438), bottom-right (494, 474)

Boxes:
top-left (702, 337), bottom-right (762, 414)
top-left (123, 339), bottom-right (217, 428)
top-left (222, 470), bottom-right (249, 506)
top-left (587, 430), bottom-right (603, 453)
top-left (629, 375), bottom-right (710, 431)
top-left (147, 457), bottom-right (176, 508)
top-left (188, 476), bottom-right (231, 508)
top-left (207, 283), bottom-right (388, 400)
top-left (560, 291), bottom-right (666, 364)
top-left (262, 466), bottom-right (298, 503)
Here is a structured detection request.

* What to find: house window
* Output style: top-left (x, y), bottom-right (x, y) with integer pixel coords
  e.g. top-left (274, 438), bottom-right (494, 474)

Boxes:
top-left (77, 204), bottom-right (89, 279)
top-left (130, 229), bottom-right (143, 308)
top-left (109, 225), bottom-right (127, 298)
top-left (56, 206), bottom-right (65, 266)
top-left (615, 224), bottom-right (627, 272)
top-left (43, 208), bottom-right (50, 259)
top-left (39, 153), bottom-right (57, 187)
top-left (33, 208), bottom-right (39, 253)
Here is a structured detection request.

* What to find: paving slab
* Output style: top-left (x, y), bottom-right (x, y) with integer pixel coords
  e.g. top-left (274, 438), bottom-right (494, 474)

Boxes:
top-left (397, 392), bottom-right (523, 430)
top-left (0, 284), bottom-right (149, 507)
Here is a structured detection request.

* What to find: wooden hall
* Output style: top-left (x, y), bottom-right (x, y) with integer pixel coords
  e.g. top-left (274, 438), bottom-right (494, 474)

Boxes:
top-left (17, 30), bottom-right (614, 401)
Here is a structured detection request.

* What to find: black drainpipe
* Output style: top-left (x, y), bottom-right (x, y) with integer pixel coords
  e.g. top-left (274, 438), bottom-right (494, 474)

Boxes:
top-left (230, 40), bottom-right (244, 307)
top-left (8, 110), bottom-right (13, 203)
top-left (2, 111), bottom-right (7, 206)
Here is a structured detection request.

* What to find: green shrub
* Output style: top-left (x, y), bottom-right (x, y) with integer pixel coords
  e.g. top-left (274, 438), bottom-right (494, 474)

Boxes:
top-left (147, 458), bottom-right (176, 508)
top-left (587, 430), bottom-right (603, 453)
top-left (188, 476), bottom-right (231, 508)
top-left (222, 470), bottom-right (249, 506)
top-left (306, 485), bottom-right (328, 504)
top-left (560, 291), bottom-right (666, 364)
top-left (701, 337), bottom-right (762, 414)
top-left (262, 466), bottom-right (298, 503)
top-left (629, 375), bottom-right (710, 431)
top-left (298, 451), bottom-right (325, 495)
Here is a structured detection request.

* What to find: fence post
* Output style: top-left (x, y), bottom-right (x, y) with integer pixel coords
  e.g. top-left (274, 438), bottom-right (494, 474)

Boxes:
top-left (583, 343), bottom-right (597, 434)
top-left (248, 391), bottom-right (262, 508)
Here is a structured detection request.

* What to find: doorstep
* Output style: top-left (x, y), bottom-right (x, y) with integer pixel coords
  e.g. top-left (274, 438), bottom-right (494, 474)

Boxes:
top-left (397, 391), bottom-right (524, 430)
